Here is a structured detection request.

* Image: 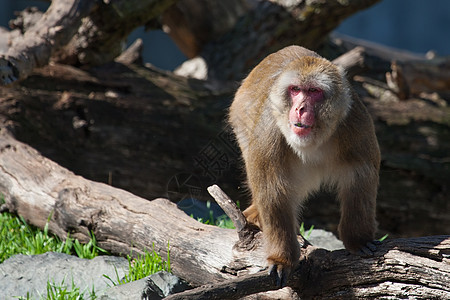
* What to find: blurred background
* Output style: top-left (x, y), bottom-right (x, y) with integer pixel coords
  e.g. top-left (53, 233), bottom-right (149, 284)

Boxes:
top-left (1, 0), bottom-right (449, 71)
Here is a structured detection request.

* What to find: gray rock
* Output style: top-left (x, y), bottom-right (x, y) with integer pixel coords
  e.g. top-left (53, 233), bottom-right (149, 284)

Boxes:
top-left (99, 276), bottom-right (149, 300)
top-left (307, 229), bottom-right (345, 251)
top-left (0, 252), bottom-right (128, 299)
top-left (100, 271), bottom-right (190, 300)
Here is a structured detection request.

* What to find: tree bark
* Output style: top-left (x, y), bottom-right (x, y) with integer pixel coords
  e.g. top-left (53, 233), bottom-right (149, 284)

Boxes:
top-left (0, 0), bottom-right (176, 85)
top-left (161, 0), bottom-right (249, 58)
top-left (0, 0), bottom-right (95, 85)
top-left (55, 0), bottom-right (178, 66)
top-left (184, 0), bottom-right (381, 80)
top-left (0, 128), bottom-right (237, 286)
top-left (166, 235), bottom-right (450, 299)
top-left (0, 131), bottom-right (449, 298)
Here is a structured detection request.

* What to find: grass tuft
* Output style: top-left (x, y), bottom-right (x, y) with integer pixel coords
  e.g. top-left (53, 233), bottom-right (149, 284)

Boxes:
top-left (103, 244), bottom-right (171, 286)
top-left (0, 212), bottom-right (106, 263)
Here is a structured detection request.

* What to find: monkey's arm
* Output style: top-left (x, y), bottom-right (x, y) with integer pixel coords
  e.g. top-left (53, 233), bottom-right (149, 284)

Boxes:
top-left (336, 95), bottom-right (381, 255)
top-left (244, 148), bottom-right (301, 287)
top-left (337, 165), bottom-right (379, 256)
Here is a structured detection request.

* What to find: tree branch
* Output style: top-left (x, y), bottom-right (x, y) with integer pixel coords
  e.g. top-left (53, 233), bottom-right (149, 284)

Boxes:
top-left (166, 235), bottom-right (450, 299)
top-left (0, 0), bottom-right (177, 85)
top-left (0, 0), bottom-right (95, 85)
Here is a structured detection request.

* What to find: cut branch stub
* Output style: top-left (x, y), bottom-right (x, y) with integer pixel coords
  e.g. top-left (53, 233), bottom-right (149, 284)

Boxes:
top-left (207, 184), bottom-right (246, 232)
top-left (207, 184), bottom-right (262, 251)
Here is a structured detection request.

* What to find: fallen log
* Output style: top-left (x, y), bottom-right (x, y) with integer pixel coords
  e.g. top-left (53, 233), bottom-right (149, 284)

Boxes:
top-left (386, 58), bottom-right (450, 100)
top-left (1, 0), bottom-right (380, 85)
top-left (0, 0), bottom-right (176, 85)
top-left (330, 34), bottom-right (450, 100)
top-left (0, 128), bottom-right (240, 287)
top-left (0, 129), bottom-right (449, 299)
top-left (0, 0), bottom-right (95, 85)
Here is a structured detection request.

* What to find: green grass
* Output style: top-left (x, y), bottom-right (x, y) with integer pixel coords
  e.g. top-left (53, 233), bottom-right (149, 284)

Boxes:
top-left (193, 200), bottom-right (236, 229)
top-left (195, 201), bottom-right (316, 237)
top-left (379, 233), bottom-right (389, 242)
top-left (45, 278), bottom-right (97, 300)
top-left (1, 211), bottom-right (171, 299)
top-left (104, 245), bottom-right (171, 286)
top-left (299, 222), bottom-right (314, 239)
top-left (0, 212), bottom-right (105, 263)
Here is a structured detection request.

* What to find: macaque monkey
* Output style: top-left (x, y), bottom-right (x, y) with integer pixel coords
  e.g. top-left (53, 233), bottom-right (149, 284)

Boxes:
top-left (229, 45), bottom-right (380, 286)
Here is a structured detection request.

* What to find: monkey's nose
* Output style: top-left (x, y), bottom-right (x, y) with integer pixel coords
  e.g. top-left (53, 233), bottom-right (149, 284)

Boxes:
top-left (296, 105), bottom-right (306, 115)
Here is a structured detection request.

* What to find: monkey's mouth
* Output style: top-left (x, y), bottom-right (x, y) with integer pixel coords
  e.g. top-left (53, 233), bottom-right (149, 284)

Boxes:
top-left (294, 122), bottom-right (311, 129)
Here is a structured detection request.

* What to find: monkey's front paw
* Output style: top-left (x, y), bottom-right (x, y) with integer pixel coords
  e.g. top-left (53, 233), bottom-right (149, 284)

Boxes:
top-left (268, 263), bottom-right (291, 288)
top-left (355, 240), bottom-right (382, 257)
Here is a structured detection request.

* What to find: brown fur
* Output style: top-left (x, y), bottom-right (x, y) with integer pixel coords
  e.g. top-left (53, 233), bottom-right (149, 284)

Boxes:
top-left (229, 45), bottom-right (380, 277)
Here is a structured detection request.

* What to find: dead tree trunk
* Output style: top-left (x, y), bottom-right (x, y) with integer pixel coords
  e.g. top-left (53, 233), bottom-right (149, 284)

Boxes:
top-left (174, 0), bottom-right (381, 80)
top-left (0, 0), bottom-right (95, 84)
top-left (0, 0), bottom-right (176, 85)
top-left (0, 0), bottom-right (381, 85)
top-left (0, 130), bottom-right (449, 298)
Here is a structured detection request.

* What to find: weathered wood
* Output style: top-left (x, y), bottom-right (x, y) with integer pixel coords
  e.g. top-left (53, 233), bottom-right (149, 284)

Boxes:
top-left (386, 58), bottom-right (450, 100)
top-left (0, 0), bottom-right (177, 85)
top-left (55, 0), bottom-right (177, 66)
top-left (1, 0), bottom-right (380, 84)
top-left (189, 0), bottom-right (381, 80)
top-left (0, 128), bottom-right (241, 287)
top-left (0, 0), bottom-right (95, 85)
top-left (0, 132), bottom-right (448, 298)
top-left (207, 184), bottom-right (247, 232)
top-left (166, 235), bottom-right (450, 299)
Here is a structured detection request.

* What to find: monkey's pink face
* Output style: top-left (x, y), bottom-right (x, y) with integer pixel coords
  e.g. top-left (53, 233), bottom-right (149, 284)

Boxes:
top-left (288, 85), bottom-right (324, 137)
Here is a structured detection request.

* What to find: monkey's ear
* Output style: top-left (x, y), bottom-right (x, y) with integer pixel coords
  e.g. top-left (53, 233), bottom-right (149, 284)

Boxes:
top-left (336, 64), bottom-right (352, 83)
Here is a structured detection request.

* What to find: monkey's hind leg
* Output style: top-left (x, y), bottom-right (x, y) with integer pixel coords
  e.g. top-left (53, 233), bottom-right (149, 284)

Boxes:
top-left (242, 204), bottom-right (261, 229)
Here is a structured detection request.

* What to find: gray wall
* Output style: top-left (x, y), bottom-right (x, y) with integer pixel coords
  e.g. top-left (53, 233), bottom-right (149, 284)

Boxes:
top-left (1, 0), bottom-right (449, 70)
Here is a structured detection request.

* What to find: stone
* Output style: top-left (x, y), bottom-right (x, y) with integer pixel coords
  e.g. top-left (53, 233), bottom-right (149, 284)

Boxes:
top-left (307, 229), bottom-right (345, 251)
top-left (0, 252), bottom-right (128, 299)
top-left (100, 271), bottom-right (190, 300)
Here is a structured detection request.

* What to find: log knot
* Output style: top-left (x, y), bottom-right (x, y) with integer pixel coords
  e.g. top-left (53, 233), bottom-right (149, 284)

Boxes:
top-left (54, 187), bottom-right (101, 237)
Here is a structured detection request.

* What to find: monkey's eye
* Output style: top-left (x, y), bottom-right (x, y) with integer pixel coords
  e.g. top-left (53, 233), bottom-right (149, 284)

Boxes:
top-left (289, 86), bottom-right (302, 93)
top-left (308, 87), bottom-right (320, 93)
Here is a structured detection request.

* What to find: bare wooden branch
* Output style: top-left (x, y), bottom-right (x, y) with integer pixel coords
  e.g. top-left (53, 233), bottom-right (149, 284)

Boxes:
top-left (207, 184), bottom-right (265, 255)
top-left (114, 38), bottom-right (144, 65)
top-left (0, 0), bottom-right (94, 85)
top-left (207, 184), bottom-right (247, 232)
top-left (0, 0), bottom-right (177, 85)
top-left (386, 58), bottom-right (450, 100)
top-left (55, 0), bottom-right (177, 66)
